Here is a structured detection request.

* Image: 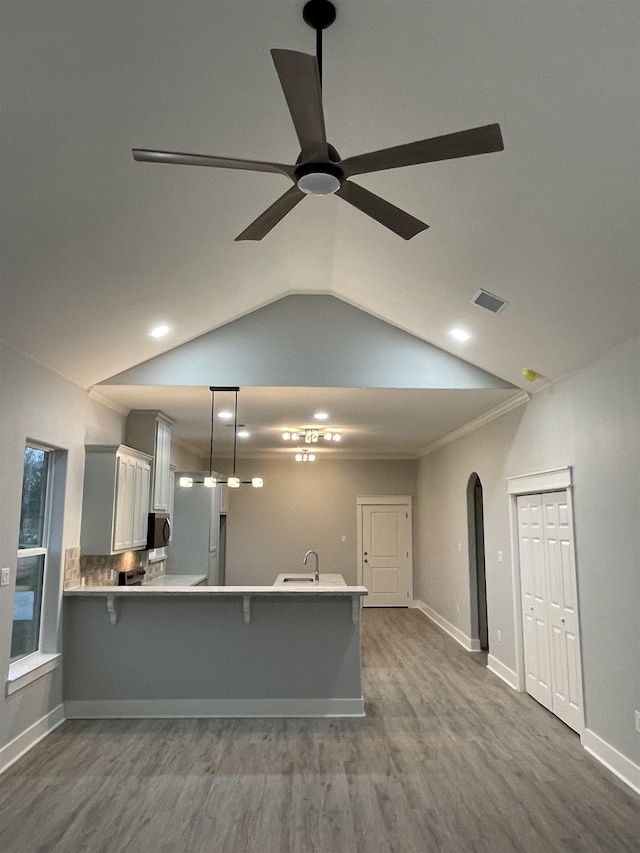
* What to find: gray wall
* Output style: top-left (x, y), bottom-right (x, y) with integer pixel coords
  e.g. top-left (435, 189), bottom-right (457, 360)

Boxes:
top-left (0, 342), bottom-right (123, 756)
top-left (64, 593), bottom-right (361, 701)
top-left (225, 457), bottom-right (417, 586)
top-left (414, 335), bottom-right (640, 762)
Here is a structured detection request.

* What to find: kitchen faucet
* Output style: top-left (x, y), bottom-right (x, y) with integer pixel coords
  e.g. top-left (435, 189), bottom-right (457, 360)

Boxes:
top-left (303, 550), bottom-right (320, 583)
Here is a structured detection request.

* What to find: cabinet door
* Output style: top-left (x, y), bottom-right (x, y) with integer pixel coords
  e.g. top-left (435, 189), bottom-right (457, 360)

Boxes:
top-left (153, 420), bottom-right (172, 511)
top-left (113, 455), bottom-right (136, 552)
top-left (133, 460), bottom-right (151, 548)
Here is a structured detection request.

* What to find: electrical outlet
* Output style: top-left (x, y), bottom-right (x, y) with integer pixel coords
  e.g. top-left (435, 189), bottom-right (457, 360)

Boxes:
top-left (497, 550), bottom-right (503, 562)
top-left (498, 629), bottom-right (502, 642)
top-left (1, 567), bottom-right (10, 587)
top-left (635, 711), bottom-right (640, 734)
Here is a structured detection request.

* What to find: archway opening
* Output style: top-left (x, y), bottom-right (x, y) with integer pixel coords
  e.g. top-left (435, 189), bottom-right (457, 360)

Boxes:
top-left (467, 473), bottom-right (488, 651)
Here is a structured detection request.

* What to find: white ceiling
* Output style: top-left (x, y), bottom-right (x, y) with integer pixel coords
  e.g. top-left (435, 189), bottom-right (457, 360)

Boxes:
top-left (2, 2), bottom-right (638, 456)
top-left (97, 385), bottom-right (520, 460)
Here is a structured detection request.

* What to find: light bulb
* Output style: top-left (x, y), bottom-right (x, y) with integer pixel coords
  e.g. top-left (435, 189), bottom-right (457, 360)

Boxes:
top-left (227, 477), bottom-right (240, 488)
top-left (203, 476), bottom-right (217, 488)
top-left (178, 477), bottom-right (193, 488)
top-left (324, 432), bottom-right (332, 441)
top-left (150, 324), bottom-right (169, 338)
top-left (308, 454), bottom-right (316, 462)
top-left (295, 453), bottom-right (303, 462)
top-left (282, 432), bottom-right (290, 441)
top-left (333, 433), bottom-right (341, 442)
top-left (251, 478), bottom-right (263, 488)
top-left (291, 432), bottom-right (299, 442)
top-left (450, 328), bottom-right (471, 342)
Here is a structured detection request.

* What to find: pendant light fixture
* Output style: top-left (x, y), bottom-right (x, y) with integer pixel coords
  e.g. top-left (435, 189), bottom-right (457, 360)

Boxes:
top-left (178, 387), bottom-right (264, 489)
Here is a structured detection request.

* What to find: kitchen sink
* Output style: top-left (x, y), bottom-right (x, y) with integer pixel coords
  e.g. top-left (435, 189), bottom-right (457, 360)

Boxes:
top-left (282, 577), bottom-right (316, 583)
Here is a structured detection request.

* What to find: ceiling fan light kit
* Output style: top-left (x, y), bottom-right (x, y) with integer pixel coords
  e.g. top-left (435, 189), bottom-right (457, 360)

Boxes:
top-left (133, 1), bottom-right (503, 240)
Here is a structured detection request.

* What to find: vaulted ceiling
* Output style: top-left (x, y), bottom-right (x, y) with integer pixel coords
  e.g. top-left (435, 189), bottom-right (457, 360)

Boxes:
top-left (2, 1), bottom-right (638, 453)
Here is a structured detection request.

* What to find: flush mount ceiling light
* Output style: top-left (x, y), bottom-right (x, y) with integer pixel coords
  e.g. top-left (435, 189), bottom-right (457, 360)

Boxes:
top-left (450, 328), bottom-right (471, 342)
top-left (149, 324), bottom-right (170, 338)
top-left (132, 0), bottom-right (504, 241)
top-left (236, 428), bottom-right (250, 439)
top-left (179, 387), bottom-right (263, 490)
top-left (282, 427), bottom-right (341, 443)
top-left (218, 410), bottom-right (233, 420)
top-left (314, 412), bottom-right (329, 420)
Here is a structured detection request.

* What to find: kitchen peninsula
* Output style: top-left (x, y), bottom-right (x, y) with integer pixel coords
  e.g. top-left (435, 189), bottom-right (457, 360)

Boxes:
top-left (63, 577), bottom-right (367, 719)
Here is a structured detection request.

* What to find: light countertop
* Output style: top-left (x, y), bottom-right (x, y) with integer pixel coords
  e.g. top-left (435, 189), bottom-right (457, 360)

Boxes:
top-left (273, 572), bottom-right (347, 588)
top-left (145, 574), bottom-right (206, 587)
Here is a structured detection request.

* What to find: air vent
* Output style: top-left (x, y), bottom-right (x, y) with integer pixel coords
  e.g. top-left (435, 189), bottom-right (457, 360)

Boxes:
top-left (472, 289), bottom-right (509, 314)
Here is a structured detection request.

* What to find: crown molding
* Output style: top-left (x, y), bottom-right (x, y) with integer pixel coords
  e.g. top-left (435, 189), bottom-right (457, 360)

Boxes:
top-left (87, 388), bottom-right (129, 416)
top-left (419, 391), bottom-right (529, 457)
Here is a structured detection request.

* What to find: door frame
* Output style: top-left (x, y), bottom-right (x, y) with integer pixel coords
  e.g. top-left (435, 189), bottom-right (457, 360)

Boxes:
top-left (356, 495), bottom-right (413, 590)
top-left (506, 467), bottom-right (584, 718)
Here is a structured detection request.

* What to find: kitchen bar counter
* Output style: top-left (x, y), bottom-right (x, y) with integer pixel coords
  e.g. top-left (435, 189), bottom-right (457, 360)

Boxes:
top-left (63, 577), bottom-right (367, 720)
top-left (144, 574), bottom-right (207, 587)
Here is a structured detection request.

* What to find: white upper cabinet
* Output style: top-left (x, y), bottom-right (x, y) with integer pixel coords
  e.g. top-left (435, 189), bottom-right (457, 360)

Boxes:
top-left (81, 445), bottom-right (152, 555)
top-left (125, 410), bottom-right (174, 511)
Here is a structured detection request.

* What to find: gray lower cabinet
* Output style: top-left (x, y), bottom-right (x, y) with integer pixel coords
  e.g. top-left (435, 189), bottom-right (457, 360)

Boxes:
top-left (169, 472), bottom-right (221, 583)
top-left (81, 445), bottom-right (152, 555)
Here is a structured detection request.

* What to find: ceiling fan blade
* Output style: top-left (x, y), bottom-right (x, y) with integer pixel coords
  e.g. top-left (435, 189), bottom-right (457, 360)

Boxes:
top-left (132, 149), bottom-right (296, 180)
top-left (340, 123), bottom-right (504, 177)
top-left (235, 185), bottom-right (306, 241)
top-left (270, 49), bottom-right (327, 155)
top-left (336, 181), bottom-right (428, 240)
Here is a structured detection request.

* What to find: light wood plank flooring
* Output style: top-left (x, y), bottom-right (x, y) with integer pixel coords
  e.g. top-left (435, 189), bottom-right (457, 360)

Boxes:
top-left (1, 609), bottom-right (639, 852)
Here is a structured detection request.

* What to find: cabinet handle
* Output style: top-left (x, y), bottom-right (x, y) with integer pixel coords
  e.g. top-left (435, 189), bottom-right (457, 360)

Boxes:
top-left (363, 558), bottom-right (368, 563)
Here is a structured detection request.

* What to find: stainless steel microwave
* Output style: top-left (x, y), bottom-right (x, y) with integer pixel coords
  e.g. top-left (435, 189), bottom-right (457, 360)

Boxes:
top-left (147, 512), bottom-right (171, 549)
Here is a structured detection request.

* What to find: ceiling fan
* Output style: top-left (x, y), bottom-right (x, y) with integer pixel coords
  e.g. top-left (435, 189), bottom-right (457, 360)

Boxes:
top-left (132, 0), bottom-right (504, 241)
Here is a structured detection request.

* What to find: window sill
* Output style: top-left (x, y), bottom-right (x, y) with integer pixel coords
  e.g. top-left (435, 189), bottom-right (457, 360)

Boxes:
top-left (6, 652), bottom-right (61, 696)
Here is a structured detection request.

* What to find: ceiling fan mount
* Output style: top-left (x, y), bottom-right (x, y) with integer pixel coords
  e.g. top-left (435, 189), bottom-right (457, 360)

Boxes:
top-left (302, 0), bottom-right (337, 33)
top-left (132, 2), bottom-right (504, 240)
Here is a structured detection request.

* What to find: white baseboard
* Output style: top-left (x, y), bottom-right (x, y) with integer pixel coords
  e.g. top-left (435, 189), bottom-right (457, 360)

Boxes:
top-left (0, 704), bottom-right (65, 776)
top-left (486, 654), bottom-right (519, 690)
top-left (65, 697), bottom-right (365, 719)
top-left (582, 728), bottom-right (640, 796)
top-left (411, 600), bottom-right (481, 652)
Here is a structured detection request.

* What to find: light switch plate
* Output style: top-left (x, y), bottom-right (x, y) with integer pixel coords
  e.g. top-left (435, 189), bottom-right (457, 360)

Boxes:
top-left (635, 711), bottom-right (640, 734)
top-left (1, 567), bottom-right (10, 587)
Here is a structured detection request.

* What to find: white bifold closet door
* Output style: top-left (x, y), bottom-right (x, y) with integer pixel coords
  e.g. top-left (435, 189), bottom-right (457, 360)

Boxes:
top-left (517, 491), bottom-right (584, 733)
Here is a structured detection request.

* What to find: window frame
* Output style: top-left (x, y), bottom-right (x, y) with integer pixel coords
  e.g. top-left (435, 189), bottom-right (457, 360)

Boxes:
top-left (7, 443), bottom-right (62, 694)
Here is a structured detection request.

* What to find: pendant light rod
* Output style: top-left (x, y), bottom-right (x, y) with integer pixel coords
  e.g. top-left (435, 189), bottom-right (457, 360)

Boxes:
top-left (232, 389), bottom-right (239, 478)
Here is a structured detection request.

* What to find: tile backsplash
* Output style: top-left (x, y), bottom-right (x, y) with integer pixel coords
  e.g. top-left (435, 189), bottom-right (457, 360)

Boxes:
top-left (64, 547), bottom-right (165, 588)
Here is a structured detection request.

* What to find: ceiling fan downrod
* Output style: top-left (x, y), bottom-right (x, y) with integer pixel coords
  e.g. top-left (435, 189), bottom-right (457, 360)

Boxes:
top-left (303, 0), bottom-right (336, 85)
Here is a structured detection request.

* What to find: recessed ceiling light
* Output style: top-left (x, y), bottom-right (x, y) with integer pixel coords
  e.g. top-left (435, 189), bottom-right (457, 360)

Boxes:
top-left (314, 412), bottom-right (329, 420)
top-left (450, 328), bottom-right (471, 342)
top-left (237, 429), bottom-right (250, 439)
top-left (150, 324), bottom-right (170, 338)
top-left (218, 411), bottom-right (233, 420)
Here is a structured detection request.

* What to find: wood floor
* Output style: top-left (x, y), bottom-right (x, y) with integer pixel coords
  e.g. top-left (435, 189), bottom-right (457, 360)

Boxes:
top-left (1, 609), bottom-right (639, 853)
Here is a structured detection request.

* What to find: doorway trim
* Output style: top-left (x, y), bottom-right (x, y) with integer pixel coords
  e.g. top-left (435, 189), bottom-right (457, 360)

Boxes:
top-left (506, 466), bottom-right (575, 693)
top-left (356, 495), bottom-right (413, 590)
top-left (467, 473), bottom-right (488, 651)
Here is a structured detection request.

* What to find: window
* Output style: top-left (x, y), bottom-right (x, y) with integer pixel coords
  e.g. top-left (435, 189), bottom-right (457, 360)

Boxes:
top-left (11, 445), bottom-right (52, 662)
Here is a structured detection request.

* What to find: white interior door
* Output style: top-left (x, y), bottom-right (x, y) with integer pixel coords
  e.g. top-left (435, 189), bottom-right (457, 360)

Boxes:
top-left (360, 502), bottom-right (412, 607)
top-left (517, 495), bottom-right (553, 710)
top-left (542, 491), bottom-right (584, 732)
top-left (517, 491), bottom-right (584, 733)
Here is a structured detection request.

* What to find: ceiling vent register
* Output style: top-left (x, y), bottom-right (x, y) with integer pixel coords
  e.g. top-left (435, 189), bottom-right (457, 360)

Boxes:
top-left (471, 289), bottom-right (509, 314)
